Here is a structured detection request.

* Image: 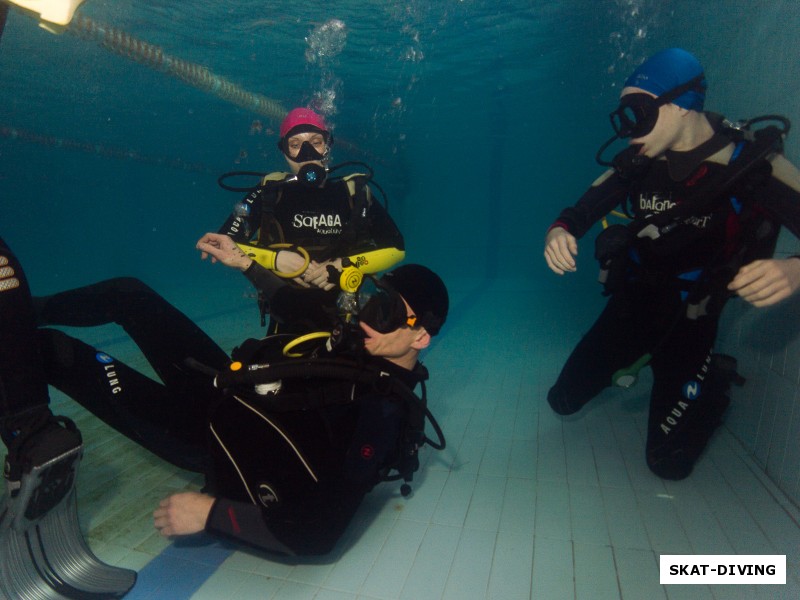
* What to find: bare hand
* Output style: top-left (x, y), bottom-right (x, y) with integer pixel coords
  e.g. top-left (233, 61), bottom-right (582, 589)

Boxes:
top-left (728, 257), bottom-right (800, 307)
top-left (303, 258), bottom-right (342, 291)
top-left (153, 492), bottom-right (215, 537)
top-left (196, 233), bottom-right (252, 271)
top-left (275, 250), bottom-right (310, 287)
top-left (544, 227), bottom-right (578, 275)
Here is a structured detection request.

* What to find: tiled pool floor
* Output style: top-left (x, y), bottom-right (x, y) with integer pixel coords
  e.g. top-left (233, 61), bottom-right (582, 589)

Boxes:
top-left (38, 280), bottom-right (800, 599)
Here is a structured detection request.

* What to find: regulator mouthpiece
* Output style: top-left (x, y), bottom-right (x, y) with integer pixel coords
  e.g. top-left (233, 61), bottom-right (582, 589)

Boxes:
top-left (296, 163), bottom-right (327, 187)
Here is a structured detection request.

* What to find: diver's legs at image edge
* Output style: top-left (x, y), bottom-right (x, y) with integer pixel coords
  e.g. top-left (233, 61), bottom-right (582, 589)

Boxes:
top-left (1, 416), bottom-right (136, 598)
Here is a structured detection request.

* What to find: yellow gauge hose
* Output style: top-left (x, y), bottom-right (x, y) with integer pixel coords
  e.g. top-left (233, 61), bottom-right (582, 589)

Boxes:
top-left (602, 209), bottom-right (631, 229)
top-left (282, 332), bottom-right (331, 358)
top-left (269, 243), bottom-right (310, 279)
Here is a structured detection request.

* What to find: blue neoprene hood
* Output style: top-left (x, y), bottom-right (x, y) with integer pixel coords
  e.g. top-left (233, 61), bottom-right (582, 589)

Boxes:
top-left (624, 48), bottom-right (707, 111)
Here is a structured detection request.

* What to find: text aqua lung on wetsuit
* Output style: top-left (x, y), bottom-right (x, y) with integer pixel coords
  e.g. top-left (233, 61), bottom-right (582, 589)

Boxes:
top-left (103, 363), bottom-right (123, 394)
top-left (660, 353), bottom-right (711, 435)
top-left (228, 217), bottom-right (246, 236)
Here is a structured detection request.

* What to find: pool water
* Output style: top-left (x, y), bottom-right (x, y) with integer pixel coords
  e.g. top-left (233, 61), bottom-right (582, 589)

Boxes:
top-left (2, 1), bottom-right (800, 598)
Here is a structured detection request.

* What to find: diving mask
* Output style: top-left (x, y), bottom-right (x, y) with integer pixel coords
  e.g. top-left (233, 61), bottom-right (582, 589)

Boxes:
top-left (357, 277), bottom-right (417, 334)
top-left (609, 93), bottom-right (662, 139)
top-left (281, 136), bottom-right (331, 187)
top-left (278, 126), bottom-right (332, 164)
top-left (285, 139), bottom-right (329, 163)
top-left (609, 73), bottom-right (707, 139)
top-left (597, 73), bottom-right (706, 173)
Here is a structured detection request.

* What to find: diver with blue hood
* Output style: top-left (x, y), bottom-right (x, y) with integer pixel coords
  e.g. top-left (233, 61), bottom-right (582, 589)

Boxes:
top-left (543, 48), bottom-right (800, 480)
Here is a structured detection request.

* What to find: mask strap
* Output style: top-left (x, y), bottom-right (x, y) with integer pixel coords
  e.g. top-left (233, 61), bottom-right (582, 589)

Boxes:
top-left (653, 73), bottom-right (705, 108)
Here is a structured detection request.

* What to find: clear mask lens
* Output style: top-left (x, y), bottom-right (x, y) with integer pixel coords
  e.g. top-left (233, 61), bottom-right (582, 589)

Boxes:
top-left (290, 140), bottom-right (327, 163)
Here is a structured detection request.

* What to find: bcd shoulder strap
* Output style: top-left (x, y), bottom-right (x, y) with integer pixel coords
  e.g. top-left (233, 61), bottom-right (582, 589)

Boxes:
top-left (631, 120), bottom-right (785, 239)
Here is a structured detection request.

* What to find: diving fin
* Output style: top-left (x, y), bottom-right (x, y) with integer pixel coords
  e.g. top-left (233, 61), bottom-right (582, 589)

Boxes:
top-left (0, 416), bottom-right (137, 599)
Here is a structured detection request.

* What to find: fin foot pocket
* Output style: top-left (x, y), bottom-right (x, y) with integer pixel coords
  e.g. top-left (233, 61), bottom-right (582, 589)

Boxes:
top-left (1, 418), bottom-right (136, 598)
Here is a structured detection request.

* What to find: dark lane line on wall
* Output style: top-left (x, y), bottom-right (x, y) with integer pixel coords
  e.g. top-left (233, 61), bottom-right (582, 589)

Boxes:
top-left (429, 66), bottom-right (507, 352)
top-left (0, 124), bottom-right (218, 174)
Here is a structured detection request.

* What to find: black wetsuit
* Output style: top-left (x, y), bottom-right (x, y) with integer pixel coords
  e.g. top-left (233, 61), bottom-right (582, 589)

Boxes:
top-left (0, 237), bottom-right (50, 432)
top-left (205, 355), bottom-right (423, 556)
top-left (219, 174), bottom-right (405, 333)
top-left (547, 133), bottom-right (800, 479)
top-left (0, 255), bottom-right (424, 555)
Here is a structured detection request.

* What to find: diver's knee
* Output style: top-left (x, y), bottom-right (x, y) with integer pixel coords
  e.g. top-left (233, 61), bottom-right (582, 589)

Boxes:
top-left (37, 327), bottom-right (78, 369)
top-left (547, 386), bottom-right (583, 416)
top-left (107, 276), bottom-right (153, 294)
top-left (646, 447), bottom-right (694, 481)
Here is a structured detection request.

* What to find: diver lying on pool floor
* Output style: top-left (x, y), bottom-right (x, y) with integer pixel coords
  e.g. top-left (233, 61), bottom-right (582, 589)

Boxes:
top-left (2, 234), bottom-right (448, 561)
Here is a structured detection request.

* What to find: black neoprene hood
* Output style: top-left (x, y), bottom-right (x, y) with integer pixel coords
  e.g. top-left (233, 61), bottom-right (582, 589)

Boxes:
top-left (381, 265), bottom-right (449, 335)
